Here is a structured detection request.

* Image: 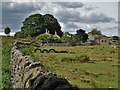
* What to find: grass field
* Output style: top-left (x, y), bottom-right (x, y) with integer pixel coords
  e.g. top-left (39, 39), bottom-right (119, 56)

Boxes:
top-left (1, 36), bottom-right (119, 89)
top-left (1, 36), bottom-right (15, 89)
top-left (0, 37), bottom-right (2, 89)
top-left (19, 44), bottom-right (119, 88)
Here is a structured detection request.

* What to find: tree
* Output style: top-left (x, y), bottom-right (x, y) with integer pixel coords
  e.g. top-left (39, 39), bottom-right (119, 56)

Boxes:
top-left (51, 34), bottom-right (61, 43)
top-left (88, 28), bottom-right (102, 35)
top-left (36, 33), bottom-right (61, 43)
top-left (14, 31), bottom-right (26, 38)
top-left (76, 29), bottom-right (88, 43)
top-left (4, 27), bottom-right (11, 36)
top-left (15, 14), bottom-right (63, 37)
top-left (43, 14), bottom-right (63, 37)
top-left (36, 33), bottom-right (52, 43)
top-left (60, 32), bottom-right (71, 42)
top-left (112, 36), bottom-right (119, 40)
top-left (60, 32), bottom-right (79, 45)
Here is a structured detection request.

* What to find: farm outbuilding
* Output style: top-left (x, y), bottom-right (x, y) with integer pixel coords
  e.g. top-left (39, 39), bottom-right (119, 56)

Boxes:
top-left (95, 35), bottom-right (110, 45)
top-left (88, 33), bottom-right (120, 45)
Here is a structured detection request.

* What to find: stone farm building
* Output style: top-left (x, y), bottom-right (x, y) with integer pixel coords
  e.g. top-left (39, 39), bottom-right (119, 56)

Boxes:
top-left (36, 29), bottom-right (119, 46)
top-left (88, 33), bottom-right (119, 45)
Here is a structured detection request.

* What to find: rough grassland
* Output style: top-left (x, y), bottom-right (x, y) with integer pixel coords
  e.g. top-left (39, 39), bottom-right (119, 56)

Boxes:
top-left (1, 36), bottom-right (119, 89)
top-left (1, 36), bottom-right (15, 89)
top-left (32, 45), bottom-right (119, 88)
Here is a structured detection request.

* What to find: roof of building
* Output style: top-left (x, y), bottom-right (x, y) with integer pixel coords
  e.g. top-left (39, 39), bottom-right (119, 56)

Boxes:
top-left (94, 35), bottom-right (107, 39)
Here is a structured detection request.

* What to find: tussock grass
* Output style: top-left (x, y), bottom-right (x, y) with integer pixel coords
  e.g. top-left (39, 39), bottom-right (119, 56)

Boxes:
top-left (1, 36), bottom-right (119, 88)
top-left (61, 54), bottom-right (90, 62)
top-left (2, 45), bottom-right (12, 89)
top-left (32, 45), bottom-right (118, 88)
top-left (1, 36), bottom-right (15, 89)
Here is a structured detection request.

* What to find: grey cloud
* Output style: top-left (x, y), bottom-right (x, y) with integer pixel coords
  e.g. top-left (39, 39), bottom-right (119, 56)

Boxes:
top-left (54, 8), bottom-right (80, 23)
top-left (84, 5), bottom-right (99, 11)
top-left (0, 2), bottom-right (2, 30)
top-left (2, 2), bottom-right (116, 35)
top-left (50, 3), bottom-right (115, 24)
top-left (2, 2), bottom-right (41, 13)
top-left (65, 22), bottom-right (79, 29)
top-left (56, 10), bottom-right (115, 24)
top-left (116, 20), bottom-right (120, 24)
top-left (80, 12), bottom-right (115, 24)
top-left (84, 7), bottom-right (94, 11)
top-left (2, 2), bottom-right (42, 32)
top-left (53, 2), bottom-right (84, 8)
top-left (61, 22), bottom-right (80, 33)
top-left (84, 5), bottom-right (95, 11)
top-left (105, 26), bottom-right (118, 30)
top-left (103, 27), bottom-right (118, 36)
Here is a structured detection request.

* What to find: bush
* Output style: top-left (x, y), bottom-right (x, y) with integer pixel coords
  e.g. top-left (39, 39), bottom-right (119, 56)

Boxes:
top-left (61, 54), bottom-right (90, 62)
top-left (109, 50), bottom-right (115, 53)
top-left (80, 54), bottom-right (90, 62)
top-left (36, 33), bottom-right (52, 43)
top-left (19, 45), bottom-right (33, 55)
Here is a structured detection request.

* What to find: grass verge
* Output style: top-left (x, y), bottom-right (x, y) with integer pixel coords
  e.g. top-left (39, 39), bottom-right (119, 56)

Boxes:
top-left (2, 45), bottom-right (12, 89)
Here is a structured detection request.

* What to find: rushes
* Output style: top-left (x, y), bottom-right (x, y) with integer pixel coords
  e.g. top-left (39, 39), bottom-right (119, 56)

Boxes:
top-left (61, 54), bottom-right (90, 62)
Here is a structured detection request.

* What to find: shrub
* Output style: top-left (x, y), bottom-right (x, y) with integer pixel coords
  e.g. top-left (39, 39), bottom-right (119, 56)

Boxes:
top-left (36, 33), bottom-right (52, 43)
top-left (61, 54), bottom-right (90, 62)
top-left (109, 50), bottom-right (115, 53)
top-left (79, 54), bottom-right (90, 62)
top-left (19, 45), bottom-right (33, 55)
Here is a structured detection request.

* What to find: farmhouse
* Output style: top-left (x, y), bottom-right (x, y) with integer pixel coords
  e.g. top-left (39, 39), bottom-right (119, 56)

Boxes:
top-left (108, 37), bottom-right (119, 45)
top-left (36, 28), bottom-right (119, 46)
top-left (95, 35), bottom-right (110, 45)
top-left (88, 33), bottom-right (119, 45)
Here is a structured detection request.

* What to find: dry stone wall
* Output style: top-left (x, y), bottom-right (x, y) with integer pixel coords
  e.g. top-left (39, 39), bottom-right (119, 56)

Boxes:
top-left (10, 46), bottom-right (80, 90)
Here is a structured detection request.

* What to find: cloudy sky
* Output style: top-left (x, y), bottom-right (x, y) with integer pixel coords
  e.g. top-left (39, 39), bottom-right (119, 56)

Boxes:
top-left (1, 0), bottom-right (119, 36)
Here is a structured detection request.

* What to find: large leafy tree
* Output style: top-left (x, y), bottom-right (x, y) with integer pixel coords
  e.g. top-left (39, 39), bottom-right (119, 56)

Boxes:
top-left (60, 32), bottom-right (72, 43)
top-left (60, 32), bottom-right (78, 45)
top-left (15, 14), bottom-right (63, 37)
top-left (14, 31), bottom-right (26, 38)
top-left (112, 36), bottom-right (119, 40)
top-left (4, 27), bottom-right (11, 36)
top-left (88, 28), bottom-right (102, 35)
top-left (43, 14), bottom-right (63, 37)
top-left (76, 29), bottom-right (88, 43)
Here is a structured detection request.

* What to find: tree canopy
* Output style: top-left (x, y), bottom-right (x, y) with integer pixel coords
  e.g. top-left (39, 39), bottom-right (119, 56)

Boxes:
top-left (76, 29), bottom-right (88, 43)
top-left (112, 36), bottom-right (119, 40)
top-left (15, 14), bottom-right (63, 37)
top-left (4, 27), bottom-right (11, 36)
top-left (36, 33), bottom-right (60, 43)
top-left (88, 28), bottom-right (102, 35)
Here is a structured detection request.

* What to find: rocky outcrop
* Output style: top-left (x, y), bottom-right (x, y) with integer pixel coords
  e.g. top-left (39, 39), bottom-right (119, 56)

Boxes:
top-left (11, 46), bottom-right (80, 90)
